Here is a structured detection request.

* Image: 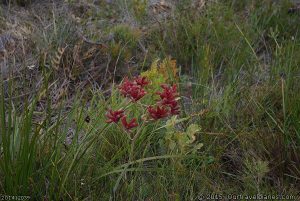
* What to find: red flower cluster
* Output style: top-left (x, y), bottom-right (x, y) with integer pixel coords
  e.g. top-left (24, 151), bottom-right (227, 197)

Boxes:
top-left (158, 84), bottom-right (180, 115)
top-left (105, 78), bottom-right (180, 131)
top-left (148, 84), bottom-right (180, 120)
top-left (106, 109), bottom-right (138, 130)
top-left (121, 116), bottom-right (138, 130)
top-left (135, 76), bottom-right (149, 87)
top-left (119, 76), bottom-right (149, 102)
top-left (106, 109), bottom-right (125, 123)
top-left (147, 105), bottom-right (169, 120)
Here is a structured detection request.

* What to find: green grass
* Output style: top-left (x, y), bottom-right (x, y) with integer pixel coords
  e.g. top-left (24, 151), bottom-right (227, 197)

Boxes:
top-left (0, 0), bottom-right (300, 200)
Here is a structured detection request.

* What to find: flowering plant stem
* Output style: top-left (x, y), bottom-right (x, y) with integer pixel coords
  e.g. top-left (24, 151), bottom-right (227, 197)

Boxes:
top-left (129, 121), bottom-right (145, 160)
top-left (58, 124), bottom-right (109, 198)
top-left (112, 121), bottom-right (145, 199)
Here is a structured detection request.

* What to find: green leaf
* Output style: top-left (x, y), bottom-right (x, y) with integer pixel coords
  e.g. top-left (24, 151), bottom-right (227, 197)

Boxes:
top-left (169, 141), bottom-right (176, 151)
top-left (194, 143), bottom-right (204, 150)
top-left (186, 124), bottom-right (201, 143)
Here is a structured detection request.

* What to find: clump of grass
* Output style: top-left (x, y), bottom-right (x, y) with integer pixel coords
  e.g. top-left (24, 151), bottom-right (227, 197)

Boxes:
top-left (148, 0), bottom-right (300, 195)
top-left (0, 80), bottom-right (37, 195)
top-left (130, 0), bottom-right (147, 22)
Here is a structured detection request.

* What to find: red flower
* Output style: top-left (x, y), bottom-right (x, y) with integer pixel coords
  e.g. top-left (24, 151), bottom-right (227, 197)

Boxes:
top-left (156, 84), bottom-right (180, 115)
top-left (106, 109), bottom-right (125, 123)
top-left (134, 76), bottom-right (149, 87)
top-left (157, 84), bottom-right (178, 100)
top-left (121, 116), bottom-right (138, 130)
top-left (161, 97), bottom-right (176, 106)
top-left (169, 100), bottom-right (180, 115)
top-left (147, 105), bottom-right (169, 120)
top-left (119, 78), bottom-right (134, 96)
top-left (119, 77), bottom-right (146, 102)
top-left (128, 84), bottom-right (147, 102)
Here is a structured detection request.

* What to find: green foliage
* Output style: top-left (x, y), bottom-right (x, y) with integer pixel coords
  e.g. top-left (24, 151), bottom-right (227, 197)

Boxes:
top-left (0, 85), bottom-right (38, 195)
top-left (0, 75), bottom-right (109, 199)
top-left (162, 116), bottom-right (203, 155)
top-left (141, 59), bottom-right (167, 93)
top-left (131, 0), bottom-right (147, 22)
top-left (108, 24), bottom-right (142, 65)
top-left (242, 156), bottom-right (270, 193)
top-left (112, 24), bottom-right (141, 49)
